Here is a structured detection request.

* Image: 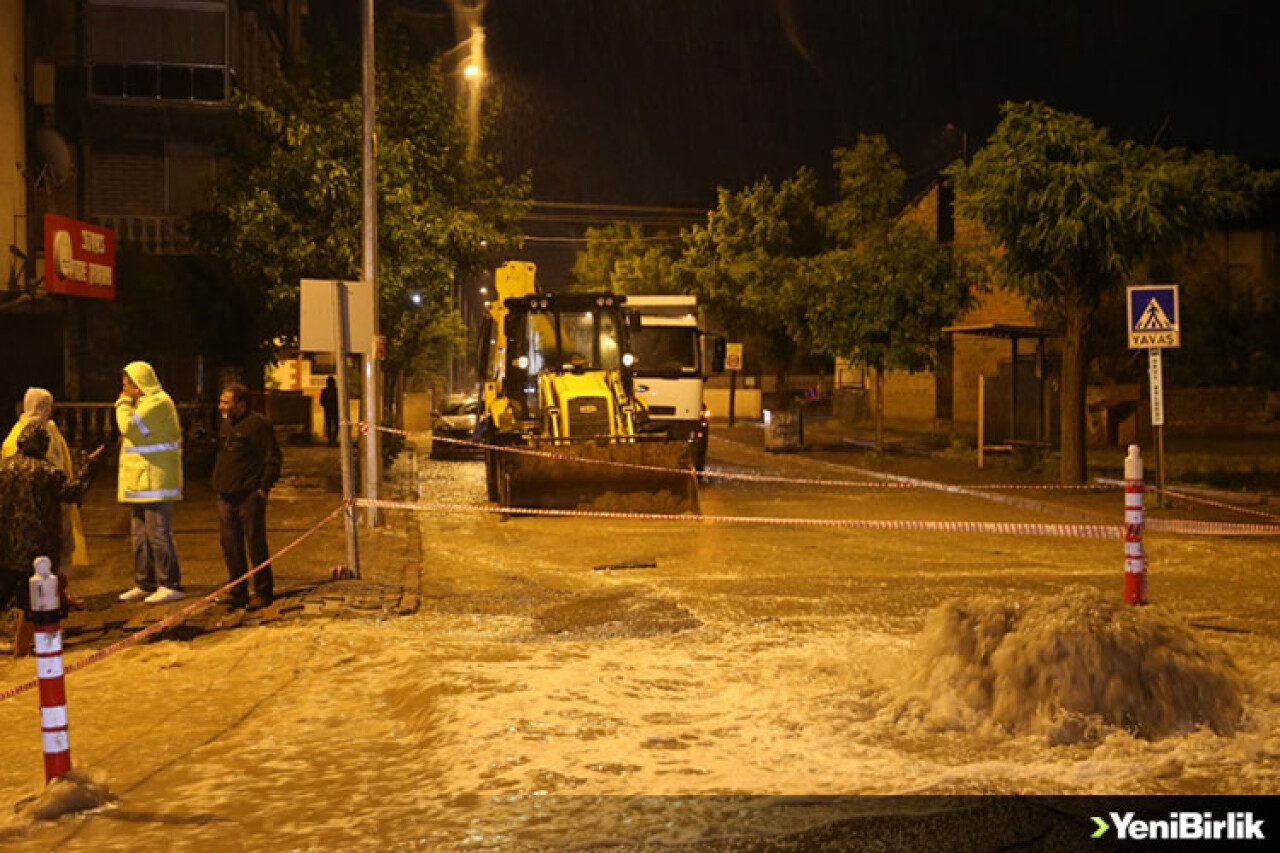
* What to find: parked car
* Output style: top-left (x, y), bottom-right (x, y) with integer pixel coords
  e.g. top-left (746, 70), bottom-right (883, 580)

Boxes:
top-left (430, 394), bottom-right (481, 458)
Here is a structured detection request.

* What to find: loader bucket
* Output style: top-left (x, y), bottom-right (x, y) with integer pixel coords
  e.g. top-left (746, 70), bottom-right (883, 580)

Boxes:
top-left (495, 439), bottom-right (700, 514)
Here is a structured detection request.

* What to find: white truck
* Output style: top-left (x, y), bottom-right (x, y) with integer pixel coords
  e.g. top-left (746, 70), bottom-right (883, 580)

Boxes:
top-left (626, 295), bottom-right (723, 470)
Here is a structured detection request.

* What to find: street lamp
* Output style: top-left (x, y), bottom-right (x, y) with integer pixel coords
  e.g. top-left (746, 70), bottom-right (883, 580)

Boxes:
top-left (443, 1), bottom-right (487, 160)
top-left (463, 27), bottom-right (486, 161)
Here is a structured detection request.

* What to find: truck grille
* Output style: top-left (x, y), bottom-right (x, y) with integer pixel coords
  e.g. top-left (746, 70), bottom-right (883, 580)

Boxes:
top-left (567, 396), bottom-right (611, 437)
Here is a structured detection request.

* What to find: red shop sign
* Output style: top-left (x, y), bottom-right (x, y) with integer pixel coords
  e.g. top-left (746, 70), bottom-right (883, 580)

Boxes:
top-left (44, 213), bottom-right (116, 300)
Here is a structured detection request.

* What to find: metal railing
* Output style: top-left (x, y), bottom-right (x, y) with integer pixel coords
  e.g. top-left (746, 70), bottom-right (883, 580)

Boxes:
top-left (34, 402), bottom-right (217, 453)
top-left (90, 215), bottom-right (194, 256)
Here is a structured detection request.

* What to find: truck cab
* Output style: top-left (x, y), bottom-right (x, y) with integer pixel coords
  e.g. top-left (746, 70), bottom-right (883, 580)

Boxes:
top-left (626, 295), bottom-right (721, 470)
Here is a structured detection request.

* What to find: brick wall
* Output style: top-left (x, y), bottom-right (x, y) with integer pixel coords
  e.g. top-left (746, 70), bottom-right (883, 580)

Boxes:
top-left (880, 370), bottom-right (939, 423)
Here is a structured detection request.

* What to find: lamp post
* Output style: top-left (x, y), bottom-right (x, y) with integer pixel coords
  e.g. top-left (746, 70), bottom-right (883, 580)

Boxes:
top-left (445, 2), bottom-right (487, 391)
top-left (361, 0), bottom-right (381, 525)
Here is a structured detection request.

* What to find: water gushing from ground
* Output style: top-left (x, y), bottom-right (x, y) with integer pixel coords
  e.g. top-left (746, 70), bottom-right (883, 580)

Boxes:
top-left (891, 586), bottom-right (1245, 745)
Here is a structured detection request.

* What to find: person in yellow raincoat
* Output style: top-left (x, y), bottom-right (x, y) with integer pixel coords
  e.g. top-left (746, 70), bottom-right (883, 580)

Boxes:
top-left (115, 361), bottom-right (186, 604)
top-left (2, 388), bottom-right (90, 572)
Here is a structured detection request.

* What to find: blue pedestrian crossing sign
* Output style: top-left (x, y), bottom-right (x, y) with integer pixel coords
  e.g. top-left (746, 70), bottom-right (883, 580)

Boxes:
top-left (1126, 284), bottom-right (1180, 349)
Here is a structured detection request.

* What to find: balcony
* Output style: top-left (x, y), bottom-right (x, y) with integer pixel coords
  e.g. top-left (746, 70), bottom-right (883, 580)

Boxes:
top-left (92, 215), bottom-right (194, 256)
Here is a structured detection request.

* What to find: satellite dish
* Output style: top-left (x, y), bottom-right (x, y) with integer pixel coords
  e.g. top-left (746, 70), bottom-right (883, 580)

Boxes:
top-left (33, 128), bottom-right (74, 188)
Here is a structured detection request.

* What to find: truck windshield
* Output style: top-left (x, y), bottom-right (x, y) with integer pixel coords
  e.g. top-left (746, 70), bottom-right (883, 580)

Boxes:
top-left (631, 326), bottom-right (699, 376)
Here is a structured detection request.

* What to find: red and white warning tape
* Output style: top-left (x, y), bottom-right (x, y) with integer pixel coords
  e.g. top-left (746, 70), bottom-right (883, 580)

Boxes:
top-left (363, 496), bottom-right (1280, 537)
top-left (377, 424), bottom-right (1121, 491)
top-left (1146, 517), bottom-right (1280, 536)
top-left (414, 425), bottom-right (1280, 525)
top-left (354, 497), bottom-right (1125, 539)
top-left (358, 421), bottom-right (1280, 532)
top-left (1151, 486), bottom-right (1280, 522)
top-left (0, 503), bottom-right (349, 705)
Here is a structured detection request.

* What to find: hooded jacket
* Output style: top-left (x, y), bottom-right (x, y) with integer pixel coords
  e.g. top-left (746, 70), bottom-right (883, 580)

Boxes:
top-left (116, 361), bottom-right (183, 503)
top-left (0, 423), bottom-right (94, 573)
top-left (2, 388), bottom-right (89, 565)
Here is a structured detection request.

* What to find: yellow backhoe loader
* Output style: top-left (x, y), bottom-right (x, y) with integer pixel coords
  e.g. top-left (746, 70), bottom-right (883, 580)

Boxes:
top-left (476, 261), bottom-right (698, 511)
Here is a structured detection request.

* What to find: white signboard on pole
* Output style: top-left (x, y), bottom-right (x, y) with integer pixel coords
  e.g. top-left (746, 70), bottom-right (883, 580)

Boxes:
top-left (300, 279), bottom-right (374, 354)
top-left (1148, 348), bottom-right (1165, 427)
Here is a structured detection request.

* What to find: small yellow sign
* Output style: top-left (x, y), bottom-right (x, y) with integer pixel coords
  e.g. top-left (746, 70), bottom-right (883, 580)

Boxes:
top-left (725, 342), bottom-right (744, 371)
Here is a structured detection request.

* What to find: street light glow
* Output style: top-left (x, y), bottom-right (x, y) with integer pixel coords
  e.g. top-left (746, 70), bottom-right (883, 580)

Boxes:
top-left (464, 62), bottom-right (483, 80)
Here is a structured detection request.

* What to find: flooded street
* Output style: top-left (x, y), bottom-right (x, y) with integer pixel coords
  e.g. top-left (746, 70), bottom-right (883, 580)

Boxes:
top-left (1, 437), bottom-right (1277, 850)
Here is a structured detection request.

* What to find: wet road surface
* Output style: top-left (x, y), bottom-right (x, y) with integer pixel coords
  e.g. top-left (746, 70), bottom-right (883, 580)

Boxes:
top-left (1, 432), bottom-right (1276, 850)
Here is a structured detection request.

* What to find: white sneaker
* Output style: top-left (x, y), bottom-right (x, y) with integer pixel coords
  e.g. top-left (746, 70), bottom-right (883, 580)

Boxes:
top-left (118, 586), bottom-right (150, 602)
top-left (144, 587), bottom-right (185, 604)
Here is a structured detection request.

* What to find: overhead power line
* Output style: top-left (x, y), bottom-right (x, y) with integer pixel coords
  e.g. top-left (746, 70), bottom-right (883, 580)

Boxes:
top-left (523, 213), bottom-right (693, 226)
top-left (530, 199), bottom-right (707, 216)
top-left (523, 234), bottom-right (685, 244)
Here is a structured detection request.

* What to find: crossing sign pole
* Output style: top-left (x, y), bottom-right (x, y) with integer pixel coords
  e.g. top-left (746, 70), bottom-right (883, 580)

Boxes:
top-left (1127, 284), bottom-right (1180, 505)
top-left (1148, 347), bottom-right (1167, 505)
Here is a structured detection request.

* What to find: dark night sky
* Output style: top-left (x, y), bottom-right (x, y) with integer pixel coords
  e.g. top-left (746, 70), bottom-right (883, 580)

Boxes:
top-left (478, 0), bottom-right (1280, 206)
top-left (315, 1), bottom-right (1279, 279)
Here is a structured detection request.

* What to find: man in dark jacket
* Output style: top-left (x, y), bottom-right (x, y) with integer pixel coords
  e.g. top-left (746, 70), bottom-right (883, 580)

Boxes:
top-left (213, 383), bottom-right (282, 609)
top-left (0, 423), bottom-right (100, 654)
top-left (320, 376), bottom-right (340, 446)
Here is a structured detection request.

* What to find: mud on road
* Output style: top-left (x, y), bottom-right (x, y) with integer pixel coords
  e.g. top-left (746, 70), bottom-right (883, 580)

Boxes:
top-left (1, 433), bottom-right (1276, 851)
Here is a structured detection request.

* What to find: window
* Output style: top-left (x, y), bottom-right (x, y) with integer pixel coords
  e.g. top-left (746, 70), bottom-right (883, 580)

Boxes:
top-left (631, 326), bottom-right (699, 376)
top-left (86, 2), bottom-right (230, 103)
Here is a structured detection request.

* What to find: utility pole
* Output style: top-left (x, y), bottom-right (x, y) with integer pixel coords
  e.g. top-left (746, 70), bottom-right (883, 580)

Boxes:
top-left (332, 282), bottom-right (361, 575)
top-left (361, 0), bottom-right (381, 525)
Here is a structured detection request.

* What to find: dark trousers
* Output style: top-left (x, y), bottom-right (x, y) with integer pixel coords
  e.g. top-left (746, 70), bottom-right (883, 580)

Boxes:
top-left (217, 490), bottom-right (272, 602)
top-left (0, 568), bottom-right (28, 614)
top-left (324, 410), bottom-right (339, 446)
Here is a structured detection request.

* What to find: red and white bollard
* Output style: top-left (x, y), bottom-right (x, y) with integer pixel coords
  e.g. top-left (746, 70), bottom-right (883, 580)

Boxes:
top-left (1124, 444), bottom-right (1149, 605)
top-left (29, 556), bottom-right (73, 782)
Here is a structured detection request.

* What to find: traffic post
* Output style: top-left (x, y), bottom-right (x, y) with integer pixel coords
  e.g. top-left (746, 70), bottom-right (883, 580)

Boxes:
top-left (1127, 284), bottom-right (1180, 506)
top-left (1123, 445), bottom-right (1149, 606)
top-left (725, 343), bottom-right (743, 427)
top-left (29, 556), bottom-right (73, 782)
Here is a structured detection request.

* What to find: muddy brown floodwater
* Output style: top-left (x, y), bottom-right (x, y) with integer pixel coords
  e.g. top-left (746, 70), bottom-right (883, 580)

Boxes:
top-left (1, 436), bottom-right (1276, 850)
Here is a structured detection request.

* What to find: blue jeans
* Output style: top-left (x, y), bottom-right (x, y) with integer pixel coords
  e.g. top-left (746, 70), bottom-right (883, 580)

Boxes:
top-left (131, 503), bottom-right (182, 591)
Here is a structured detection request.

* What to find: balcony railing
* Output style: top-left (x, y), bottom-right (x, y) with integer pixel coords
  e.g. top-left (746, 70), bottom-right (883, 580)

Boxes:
top-left (91, 215), bottom-right (194, 256)
top-left (29, 402), bottom-right (217, 453)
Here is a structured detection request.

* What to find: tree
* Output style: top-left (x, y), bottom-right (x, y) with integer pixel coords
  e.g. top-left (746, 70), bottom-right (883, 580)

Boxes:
top-left (948, 102), bottom-right (1269, 482)
top-left (807, 136), bottom-right (975, 449)
top-left (194, 33), bottom-right (529, 403)
top-left (570, 222), bottom-right (684, 294)
top-left (677, 169), bottom-right (826, 398)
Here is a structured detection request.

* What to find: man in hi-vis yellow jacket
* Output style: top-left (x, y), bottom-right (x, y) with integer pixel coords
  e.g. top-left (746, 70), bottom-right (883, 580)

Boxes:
top-left (115, 361), bottom-right (185, 603)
